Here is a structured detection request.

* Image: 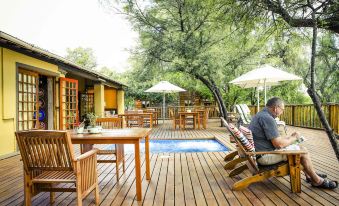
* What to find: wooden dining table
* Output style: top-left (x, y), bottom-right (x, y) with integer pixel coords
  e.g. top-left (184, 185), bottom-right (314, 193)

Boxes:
top-left (70, 128), bottom-right (152, 201)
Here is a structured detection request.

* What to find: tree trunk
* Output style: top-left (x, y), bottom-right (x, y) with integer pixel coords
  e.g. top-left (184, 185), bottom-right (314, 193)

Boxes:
top-left (194, 74), bottom-right (228, 120)
top-left (308, 11), bottom-right (339, 161)
top-left (307, 89), bottom-right (339, 160)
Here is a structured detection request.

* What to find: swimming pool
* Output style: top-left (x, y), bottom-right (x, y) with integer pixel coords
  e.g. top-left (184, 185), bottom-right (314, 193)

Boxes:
top-left (108, 139), bottom-right (229, 153)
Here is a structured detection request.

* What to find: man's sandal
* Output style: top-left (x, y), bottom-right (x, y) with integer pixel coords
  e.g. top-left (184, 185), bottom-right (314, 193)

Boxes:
top-left (305, 173), bottom-right (327, 183)
top-left (312, 178), bottom-right (338, 189)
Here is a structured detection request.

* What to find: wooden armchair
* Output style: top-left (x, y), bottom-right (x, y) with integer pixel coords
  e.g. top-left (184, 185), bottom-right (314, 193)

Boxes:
top-left (169, 109), bottom-right (180, 129)
top-left (196, 108), bottom-right (209, 129)
top-left (15, 130), bottom-right (99, 206)
top-left (94, 117), bottom-right (125, 181)
top-left (220, 117), bottom-right (306, 193)
top-left (125, 110), bottom-right (144, 127)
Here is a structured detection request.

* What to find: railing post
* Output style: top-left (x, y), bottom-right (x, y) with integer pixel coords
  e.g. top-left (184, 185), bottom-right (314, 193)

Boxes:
top-left (292, 105), bottom-right (295, 126)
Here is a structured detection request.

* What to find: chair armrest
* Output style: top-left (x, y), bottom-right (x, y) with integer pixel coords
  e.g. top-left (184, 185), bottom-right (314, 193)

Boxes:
top-left (76, 148), bottom-right (99, 161)
top-left (246, 150), bottom-right (307, 156)
top-left (74, 148), bottom-right (99, 193)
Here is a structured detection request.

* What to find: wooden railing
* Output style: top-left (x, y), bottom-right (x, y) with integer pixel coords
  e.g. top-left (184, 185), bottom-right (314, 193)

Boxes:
top-left (248, 103), bottom-right (339, 135)
top-left (145, 106), bottom-right (220, 119)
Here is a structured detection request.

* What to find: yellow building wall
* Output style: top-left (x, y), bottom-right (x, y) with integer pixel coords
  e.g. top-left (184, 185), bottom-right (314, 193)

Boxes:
top-left (104, 87), bottom-right (117, 109)
top-left (0, 47), bottom-right (60, 156)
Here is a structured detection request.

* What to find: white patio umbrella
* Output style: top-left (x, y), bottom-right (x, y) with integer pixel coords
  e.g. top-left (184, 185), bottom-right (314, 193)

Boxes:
top-left (230, 65), bottom-right (302, 111)
top-left (145, 81), bottom-right (186, 123)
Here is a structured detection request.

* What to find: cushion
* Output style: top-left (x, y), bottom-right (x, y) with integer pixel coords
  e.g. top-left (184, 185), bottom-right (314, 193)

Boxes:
top-left (227, 123), bottom-right (255, 152)
top-left (239, 126), bottom-right (255, 149)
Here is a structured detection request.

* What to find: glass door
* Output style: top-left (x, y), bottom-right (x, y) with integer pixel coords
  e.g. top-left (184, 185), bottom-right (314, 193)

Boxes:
top-left (59, 77), bottom-right (79, 130)
top-left (17, 69), bottom-right (39, 130)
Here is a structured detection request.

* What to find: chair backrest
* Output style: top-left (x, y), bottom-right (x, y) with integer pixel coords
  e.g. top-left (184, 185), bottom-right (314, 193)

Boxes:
top-left (96, 117), bottom-right (123, 129)
top-left (169, 109), bottom-right (179, 119)
top-left (240, 104), bottom-right (252, 122)
top-left (235, 104), bottom-right (251, 124)
top-left (220, 118), bottom-right (259, 173)
top-left (15, 130), bottom-right (75, 174)
top-left (235, 105), bottom-right (248, 124)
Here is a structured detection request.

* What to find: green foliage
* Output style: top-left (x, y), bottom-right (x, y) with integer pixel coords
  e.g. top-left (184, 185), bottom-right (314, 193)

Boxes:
top-left (100, 0), bottom-right (338, 109)
top-left (86, 113), bottom-right (98, 126)
top-left (65, 47), bottom-right (97, 69)
top-left (315, 32), bottom-right (339, 102)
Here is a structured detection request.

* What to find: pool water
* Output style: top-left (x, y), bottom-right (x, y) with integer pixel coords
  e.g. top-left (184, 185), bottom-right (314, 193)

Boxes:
top-left (108, 139), bottom-right (229, 153)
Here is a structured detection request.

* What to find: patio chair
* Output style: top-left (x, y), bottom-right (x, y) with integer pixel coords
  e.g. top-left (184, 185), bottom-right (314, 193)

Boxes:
top-left (15, 130), bottom-right (99, 206)
top-left (195, 108), bottom-right (209, 129)
top-left (94, 117), bottom-right (125, 181)
top-left (169, 109), bottom-right (181, 129)
top-left (236, 104), bottom-right (287, 134)
top-left (125, 110), bottom-right (144, 127)
top-left (220, 117), bottom-right (306, 193)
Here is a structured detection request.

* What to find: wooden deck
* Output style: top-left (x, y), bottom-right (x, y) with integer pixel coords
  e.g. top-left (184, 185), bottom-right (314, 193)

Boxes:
top-left (1, 119), bottom-right (338, 206)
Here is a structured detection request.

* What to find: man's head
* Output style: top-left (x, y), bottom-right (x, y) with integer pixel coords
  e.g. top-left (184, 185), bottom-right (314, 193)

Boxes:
top-left (266, 97), bottom-right (285, 117)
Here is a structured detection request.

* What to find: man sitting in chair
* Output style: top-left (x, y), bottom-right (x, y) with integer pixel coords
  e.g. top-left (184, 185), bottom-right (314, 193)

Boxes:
top-left (249, 97), bottom-right (337, 189)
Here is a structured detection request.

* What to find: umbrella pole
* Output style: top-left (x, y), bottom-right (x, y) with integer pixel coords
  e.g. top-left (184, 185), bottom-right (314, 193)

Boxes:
top-left (264, 79), bottom-right (267, 104)
top-left (257, 88), bottom-right (260, 113)
top-left (163, 92), bottom-right (165, 124)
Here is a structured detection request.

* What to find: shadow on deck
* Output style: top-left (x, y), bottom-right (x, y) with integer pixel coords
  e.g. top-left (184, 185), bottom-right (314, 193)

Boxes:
top-left (0, 119), bottom-right (338, 205)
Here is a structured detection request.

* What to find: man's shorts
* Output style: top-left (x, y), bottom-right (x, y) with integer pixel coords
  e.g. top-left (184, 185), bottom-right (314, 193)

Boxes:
top-left (257, 154), bottom-right (287, 165)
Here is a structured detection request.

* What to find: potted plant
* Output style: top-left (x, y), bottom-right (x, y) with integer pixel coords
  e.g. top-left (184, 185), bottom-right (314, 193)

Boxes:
top-left (86, 113), bottom-right (101, 133)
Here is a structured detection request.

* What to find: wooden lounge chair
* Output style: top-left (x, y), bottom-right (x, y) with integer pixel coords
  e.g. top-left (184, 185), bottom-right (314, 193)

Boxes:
top-left (235, 104), bottom-right (287, 134)
top-left (95, 117), bottom-right (125, 181)
top-left (15, 130), bottom-right (99, 206)
top-left (220, 117), bottom-right (306, 193)
top-left (235, 104), bottom-right (251, 126)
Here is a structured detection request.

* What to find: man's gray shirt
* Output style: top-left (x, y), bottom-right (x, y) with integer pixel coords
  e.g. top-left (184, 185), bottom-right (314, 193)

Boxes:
top-left (249, 107), bottom-right (280, 151)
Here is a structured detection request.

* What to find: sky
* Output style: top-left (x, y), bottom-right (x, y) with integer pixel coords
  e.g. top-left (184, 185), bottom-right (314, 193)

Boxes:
top-left (0, 0), bottom-right (138, 73)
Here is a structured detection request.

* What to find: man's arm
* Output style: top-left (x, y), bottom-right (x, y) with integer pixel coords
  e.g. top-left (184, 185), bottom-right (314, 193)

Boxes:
top-left (271, 132), bottom-right (301, 149)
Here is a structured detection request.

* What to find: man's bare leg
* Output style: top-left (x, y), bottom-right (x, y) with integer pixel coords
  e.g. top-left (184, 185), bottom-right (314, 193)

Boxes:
top-left (300, 146), bottom-right (323, 185)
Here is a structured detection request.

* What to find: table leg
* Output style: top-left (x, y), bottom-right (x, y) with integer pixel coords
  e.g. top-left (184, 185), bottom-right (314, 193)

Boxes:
top-left (193, 115), bottom-right (196, 129)
top-left (134, 140), bottom-right (142, 201)
top-left (150, 115), bottom-right (153, 128)
top-left (145, 135), bottom-right (150, 180)
top-left (179, 115), bottom-right (182, 130)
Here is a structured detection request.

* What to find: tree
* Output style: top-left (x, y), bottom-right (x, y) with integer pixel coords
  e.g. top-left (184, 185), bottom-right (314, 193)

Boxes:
top-left (250, 0), bottom-right (339, 160)
top-left (104, 0), bottom-right (277, 119)
top-left (65, 47), bottom-right (97, 70)
top-left (316, 32), bottom-right (339, 102)
top-left (258, 0), bottom-right (339, 34)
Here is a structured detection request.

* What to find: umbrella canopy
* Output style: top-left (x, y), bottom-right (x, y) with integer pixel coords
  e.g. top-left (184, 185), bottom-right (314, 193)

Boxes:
top-left (145, 81), bottom-right (186, 93)
top-left (145, 81), bottom-right (186, 123)
top-left (230, 65), bottom-right (302, 86)
top-left (230, 65), bottom-right (302, 110)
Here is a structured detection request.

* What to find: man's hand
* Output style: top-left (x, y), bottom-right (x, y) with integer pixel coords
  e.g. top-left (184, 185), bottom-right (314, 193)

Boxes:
top-left (272, 131), bottom-right (302, 149)
top-left (291, 132), bottom-right (301, 142)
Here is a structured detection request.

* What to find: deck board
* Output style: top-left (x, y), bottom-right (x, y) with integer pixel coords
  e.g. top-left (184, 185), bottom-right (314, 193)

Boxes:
top-left (0, 119), bottom-right (338, 206)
